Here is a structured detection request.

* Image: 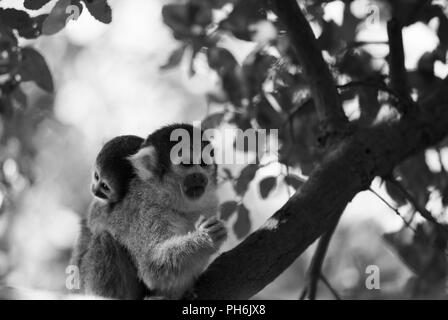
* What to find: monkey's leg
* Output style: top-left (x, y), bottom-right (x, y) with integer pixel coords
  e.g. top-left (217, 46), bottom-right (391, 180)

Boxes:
top-left (70, 219), bottom-right (92, 268)
top-left (80, 231), bottom-right (148, 300)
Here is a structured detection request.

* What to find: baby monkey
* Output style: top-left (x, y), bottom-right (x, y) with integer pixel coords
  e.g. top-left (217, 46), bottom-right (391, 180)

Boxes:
top-left (91, 135), bottom-right (144, 210)
top-left (71, 135), bottom-right (149, 299)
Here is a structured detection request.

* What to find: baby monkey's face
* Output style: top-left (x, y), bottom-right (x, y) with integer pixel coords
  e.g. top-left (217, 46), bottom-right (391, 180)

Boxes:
top-left (91, 166), bottom-right (120, 204)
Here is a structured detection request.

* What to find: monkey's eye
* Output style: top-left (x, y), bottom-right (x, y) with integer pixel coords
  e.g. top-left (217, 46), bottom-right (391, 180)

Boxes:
top-left (100, 182), bottom-right (110, 192)
top-left (94, 172), bottom-right (99, 180)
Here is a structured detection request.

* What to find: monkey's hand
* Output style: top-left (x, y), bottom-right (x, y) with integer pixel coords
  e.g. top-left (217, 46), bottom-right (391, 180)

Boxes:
top-left (196, 216), bottom-right (227, 249)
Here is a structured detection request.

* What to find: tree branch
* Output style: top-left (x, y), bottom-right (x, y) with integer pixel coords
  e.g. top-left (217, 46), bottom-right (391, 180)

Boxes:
top-left (192, 80), bottom-right (448, 298)
top-left (270, 0), bottom-right (348, 135)
top-left (337, 81), bottom-right (401, 101)
top-left (387, 18), bottom-right (414, 113)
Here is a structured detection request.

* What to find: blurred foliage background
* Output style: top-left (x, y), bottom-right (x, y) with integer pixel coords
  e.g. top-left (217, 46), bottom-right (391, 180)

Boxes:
top-left (0, 0), bottom-right (447, 299)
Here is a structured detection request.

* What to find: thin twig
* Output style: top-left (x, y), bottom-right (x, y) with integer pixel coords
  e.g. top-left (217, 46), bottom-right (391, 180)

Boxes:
top-left (320, 274), bottom-right (341, 300)
top-left (369, 188), bottom-right (417, 232)
top-left (337, 80), bottom-right (418, 110)
top-left (300, 215), bottom-right (340, 300)
top-left (339, 41), bottom-right (388, 55)
top-left (337, 81), bottom-right (399, 100)
top-left (386, 178), bottom-right (448, 237)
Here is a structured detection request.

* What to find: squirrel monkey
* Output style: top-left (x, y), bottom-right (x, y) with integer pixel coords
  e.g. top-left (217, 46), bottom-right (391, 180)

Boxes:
top-left (90, 124), bottom-right (227, 299)
top-left (71, 135), bottom-right (149, 299)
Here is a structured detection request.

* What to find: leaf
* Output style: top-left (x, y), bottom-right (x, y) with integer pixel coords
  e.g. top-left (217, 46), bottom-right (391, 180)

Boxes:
top-left (253, 97), bottom-right (283, 130)
top-left (219, 0), bottom-right (267, 41)
top-left (219, 201), bottom-right (238, 221)
top-left (394, 153), bottom-right (434, 209)
top-left (234, 164), bottom-right (259, 196)
top-left (162, 2), bottom-right (212, 40)
top-left (42, 0), bottom-right (83, 35)
top-left (83, 0), bottom-right (112, 24)
top-left (284, 174), bottom-right (305, 190)
top-left (384, 180), bottom-right (407, 207)
top-left (222, 168), bottom-right (233, 180)
top-left (318, 6), bottom-right (361, 55)
top-left (0, 96), bottom-right (13, 118)
top-left (230, 113), bottom-right (252, 132)
top-left (18, 47), bottom-right (54, 93)
top-left (160, 45), bottom-right (187, 70)
top-left (0, 25), bottom-right (18, 46)
top-left (24, 0), bottom-right (53, 10)
top-left (242, 49), bottom-right (276, 98)
top-left (0, 38), bottom-right (20, 75)
top-left (259, 176), bottom-right (276, 199)
top-left (233, 204), bottom-right (251, 239)
top-left (207, 47), bottom-right (248, 108)
top-left (201, 112), bottom-right (225, 130)
top-left (383, 223), bottom-right (447, 283)
top-left (10, 87), bottom-right (28, 110)
top-left (18, 14), bottom-right (49, 39)
top-left (0, 9), bottom-right (33, 30)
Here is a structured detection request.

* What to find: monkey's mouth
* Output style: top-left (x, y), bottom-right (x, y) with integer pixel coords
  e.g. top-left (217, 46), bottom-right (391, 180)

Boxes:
top-left (183, 173), bottom-right (208, 199)
top-left (184, 186), bottom-right (206, 199)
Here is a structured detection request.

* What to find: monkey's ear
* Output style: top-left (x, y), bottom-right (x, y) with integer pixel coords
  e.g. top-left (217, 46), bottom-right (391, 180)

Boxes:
top-left (129, 146), bottom-right (157, 180)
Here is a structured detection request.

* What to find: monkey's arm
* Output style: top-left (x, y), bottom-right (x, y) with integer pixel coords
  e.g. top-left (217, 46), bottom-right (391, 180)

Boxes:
top-left (137, 229), bottom-right (219, 298)
top-left (80, 231), bottom-right (148, 299)
top-left (155, 231), bottom-right (217, 269)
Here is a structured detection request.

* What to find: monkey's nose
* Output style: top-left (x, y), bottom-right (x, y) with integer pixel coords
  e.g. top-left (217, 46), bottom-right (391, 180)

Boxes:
top-left (92, 184), bottom-right (108, 200)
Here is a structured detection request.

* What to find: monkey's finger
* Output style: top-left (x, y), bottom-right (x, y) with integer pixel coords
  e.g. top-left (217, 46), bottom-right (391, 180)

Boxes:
top-left (210, 226), bottom-right (227, 237)
top-left (196, 215), bottom-right (207, 228)
top-left (206, 224), bottom-right (225, 233)
top-left (213, 230), bottom-right (228, 242)
top-left (201, 217), bottom-right (219, 228)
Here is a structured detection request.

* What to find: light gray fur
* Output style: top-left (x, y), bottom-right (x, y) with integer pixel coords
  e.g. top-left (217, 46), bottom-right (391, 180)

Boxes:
top-left (71, 209), bottom-right (148, 299)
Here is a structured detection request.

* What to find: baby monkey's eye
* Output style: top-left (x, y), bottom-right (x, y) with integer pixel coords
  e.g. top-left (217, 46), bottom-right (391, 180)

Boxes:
top-left (94, 172), bottom-right (99, 180)
top-left (101, 182), bottom-right (110, 192)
